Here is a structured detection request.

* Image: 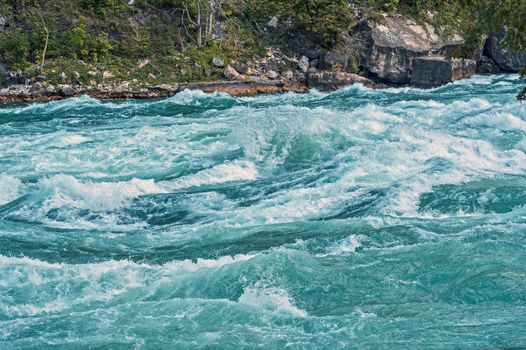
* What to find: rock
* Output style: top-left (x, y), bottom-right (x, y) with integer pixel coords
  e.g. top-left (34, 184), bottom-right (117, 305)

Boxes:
top-left (30, 82), bottom-right (44, 94)
top-left (74, 71), bottom-right (80, 80)
top-left (35, 75), bottom-right (47, 82)
top-left (223, 65), bottom-right (241, 79)
top-left (310, 59), bottom-right (319, 69)
top-left (0, 15), bottom-right (6, 30)
top-left (411, 56), bottom-right (476, 88)
top-left (231, 64), bottom-right (250, 75)
top-left (266, 70), bottom-right (279, 80)
top-left (298, 56), bottom-right (310, 73)
top-left (152, 84), bottom-right (178, 91)
top-left (102, 71), bottom-right (113, 79)
top-left (115, 82), bottom-right (130, 93)
top-left (212, 57), bottom-right (225, 68)
top-left (302, 48), bottom-right (322, 59)
top-left (484, 31), bottom-right (526, 72)
top-left (59, 72), bottom-right (67, 82)
top-left (477, 55), bottom-right (501, 74)
top-left (307, 71), bottom-right (377, 91)
top-left (4, 71), bottom-right (25, 86)
top-left (148, 73), bottom-right (156, 80)
top-left (283, 71), bottom-right (294, 80)
top-left (45, 85), bottom-right (55, 94)
top-left (267, 16), bottom-right (278, 29)
top-left (138, 58), bottom-right (150, 68)
top-left (320, 51), bottom-right (348, 71)
top-left (57, 84), bottom-right (75, 97)
top-left (350, 16), bottom-right (465, 84)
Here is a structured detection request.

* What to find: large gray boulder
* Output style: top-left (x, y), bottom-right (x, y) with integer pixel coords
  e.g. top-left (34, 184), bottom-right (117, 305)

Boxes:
top-left (411, 56), bottom-right (476, 88)
top-left (350, 16), bottom-right (465, 84)
top-left (307, 71), bottom-right (379, 91)
top-left (484, 31), bottom-right (526, 72)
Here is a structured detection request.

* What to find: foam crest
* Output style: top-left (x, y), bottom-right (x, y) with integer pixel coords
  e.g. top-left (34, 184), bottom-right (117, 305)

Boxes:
top-left (317, 235), bottom-right (364, 257)
top-left (465, 112), bottom-right (526, 131)
top-left (37, 174), bottom-right (164, 211)
top-left (168, 160), bottom-right (258, 189)
top-left (0, 174), bottom-right (21, 205)
top-left (239, 282), bottom-right (307, 317)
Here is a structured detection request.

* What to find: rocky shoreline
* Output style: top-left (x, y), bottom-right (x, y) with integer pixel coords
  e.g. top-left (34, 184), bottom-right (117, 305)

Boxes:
top-left (1, 15), bottom-right (525, 105)
top-left (0, 80), bottom-right (314, 104)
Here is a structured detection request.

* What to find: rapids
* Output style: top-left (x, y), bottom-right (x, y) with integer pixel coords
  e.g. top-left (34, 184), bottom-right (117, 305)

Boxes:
top-left (1, 74), bottom-right (526, 349)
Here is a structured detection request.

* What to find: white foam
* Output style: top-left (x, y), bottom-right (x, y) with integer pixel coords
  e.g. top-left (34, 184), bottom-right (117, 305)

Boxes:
top-left (0, 254), bottom-right (256, 316)
top-left (238, 283), bottom-right (307, 317)
top-left (55, 134), bottom-right (91, 146)
top-left (0, 174), bottom-right (21, 205)
top-left (37, 174), bottom-right (164, 211)
top-left (465, 112), bottom-right (526, 131)
top-left (168, 161), bottom-right (258, 189)
top-left (317, 235), bottom-right (364, 257)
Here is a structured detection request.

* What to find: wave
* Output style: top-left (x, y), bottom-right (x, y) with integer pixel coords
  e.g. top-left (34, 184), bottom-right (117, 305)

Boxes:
top-left (238, 282), bottom-right (307, 317)
top-left (0, 175), bottom-right (21, 206)
top-left (36, 174), bottom-right (164, 211)
top-left (168, 160), bottom-right (259, 189)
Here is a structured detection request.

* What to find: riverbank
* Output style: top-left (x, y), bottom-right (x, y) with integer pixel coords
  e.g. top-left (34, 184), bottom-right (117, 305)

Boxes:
top-left (0, 80), bottom-right (309, 104)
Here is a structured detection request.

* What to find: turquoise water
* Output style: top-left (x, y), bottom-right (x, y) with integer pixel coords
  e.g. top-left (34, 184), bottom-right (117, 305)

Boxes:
top-left (1, 74), bottom-right (526, 349)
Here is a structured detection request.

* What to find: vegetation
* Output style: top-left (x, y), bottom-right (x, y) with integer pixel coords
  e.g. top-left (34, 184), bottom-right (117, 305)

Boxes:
top-left (0, 0), bottom-right (524, 96)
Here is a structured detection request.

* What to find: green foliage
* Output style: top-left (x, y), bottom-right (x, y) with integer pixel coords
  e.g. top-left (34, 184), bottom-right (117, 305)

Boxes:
top-left (0, 29), bottom-right (30, 70)
top-left (244, 0), bottom-right (354, 47)
top-left (80, 0), bottom-right (126, 15)
top-left (62, 24), bottom-right (112, 61)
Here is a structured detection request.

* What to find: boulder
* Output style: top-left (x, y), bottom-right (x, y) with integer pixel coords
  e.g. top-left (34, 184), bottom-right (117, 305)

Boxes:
top-left (307, 71), bottom-right (377, 91)
top-left (266, 70), bottom-right (279, 80)
top-left (223, 65), bottom-right (241, 79)
top-left (411, 56), bottom-right (476, 88)
top-left (57, 84), bottom-right (75, 97)
top-left (231, 64), bottom-right (250, 75)
top-left (212, 57), bottom-right (225, 68)
top-left (350, 16), bottom-right (465, 84)
top-left (477, 55), bottom-right (500, 74)
top-left (282, 71), bottom-right (294, 80)
top-left (267, 16), bottom-right (278, 29)
top-left (484, 31), bottom-right (526, 72)
top-left (298, 56), bottom-right (309, 73)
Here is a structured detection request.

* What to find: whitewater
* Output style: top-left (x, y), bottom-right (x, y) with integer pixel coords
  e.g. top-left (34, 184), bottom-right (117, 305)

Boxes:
top-left (1, 74), bottom-right (526, 349)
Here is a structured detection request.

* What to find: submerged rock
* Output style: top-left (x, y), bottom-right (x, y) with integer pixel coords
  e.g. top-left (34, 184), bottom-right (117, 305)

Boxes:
top-left (411, 56), bottom-right (476, 88)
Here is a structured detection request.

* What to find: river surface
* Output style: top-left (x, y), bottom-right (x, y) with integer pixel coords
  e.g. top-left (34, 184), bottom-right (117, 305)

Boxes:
top-left (1, 74), bottom-right (526, 349)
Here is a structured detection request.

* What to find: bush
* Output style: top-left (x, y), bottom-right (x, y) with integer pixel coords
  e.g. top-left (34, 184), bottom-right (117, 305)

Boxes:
top-left (62, 24), bottom-right (112, 61)
top-left (0, 29), bottom-right (30, 70)
top-left (244, 0), bottom-right (354, 47)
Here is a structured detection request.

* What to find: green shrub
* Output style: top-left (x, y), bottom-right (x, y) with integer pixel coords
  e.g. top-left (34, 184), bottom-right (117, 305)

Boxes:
top-left (62, 24), bottom-right (112, 61)
top-left (0, 29), bottom-right (30, 70)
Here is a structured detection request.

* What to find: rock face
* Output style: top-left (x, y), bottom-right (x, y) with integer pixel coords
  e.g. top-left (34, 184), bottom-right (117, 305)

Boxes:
top-left (484, 31), bottom-right (526, 72)
top-left (477, 55), bottom-right (501, 74)
top-left (320, 52), bottom-right (348, 71)
top-left (307, 71), bottom-right (380, 91)
top-left (411, 56), bottom-right (476, 88)
top-left (351, 16), bottom-right (465, 84)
